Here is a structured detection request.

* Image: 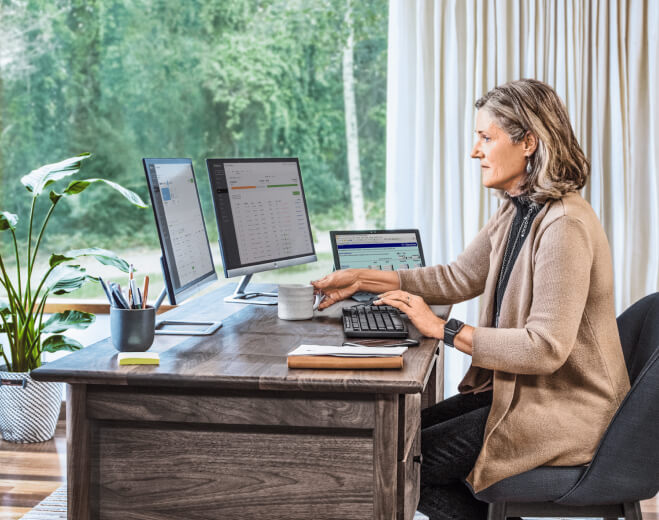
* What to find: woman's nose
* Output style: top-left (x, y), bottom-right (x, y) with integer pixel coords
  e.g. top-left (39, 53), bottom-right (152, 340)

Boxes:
top-left (470, 143), bottom-right (481, 159)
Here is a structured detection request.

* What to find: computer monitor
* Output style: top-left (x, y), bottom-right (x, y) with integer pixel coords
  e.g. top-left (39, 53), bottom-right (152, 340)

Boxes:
top-left (330, 229), bottom-right (425, 302)
top-left (206, 158), bottom-right (317, 304)
top-left (330, 229), bottom-right (426, 271)
top-left (143, 158), bottom-right (221, 334)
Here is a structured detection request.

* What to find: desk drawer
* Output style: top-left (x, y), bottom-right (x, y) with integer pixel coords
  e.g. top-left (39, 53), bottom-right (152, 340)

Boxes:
top-left (93, 425), bottom-right (374, 520)
top-left (397, 424), bottom-right (421, 520)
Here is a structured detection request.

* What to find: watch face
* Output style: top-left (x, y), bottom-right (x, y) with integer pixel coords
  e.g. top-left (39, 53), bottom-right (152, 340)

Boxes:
top-left (446, 319), bottom-right (463, 333)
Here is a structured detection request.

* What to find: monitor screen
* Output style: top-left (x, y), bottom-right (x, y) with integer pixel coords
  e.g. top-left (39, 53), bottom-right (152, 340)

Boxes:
top-left (143, 158), bottom-right (217, 304)
top-left (207, 158), bottom-right (316, 278)
top-left (330, 230), bottom-right (426, 271)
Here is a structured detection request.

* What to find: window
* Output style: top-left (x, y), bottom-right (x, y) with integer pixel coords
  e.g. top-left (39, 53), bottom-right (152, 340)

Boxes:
top-left (0, 0), bottom-right (388, 300)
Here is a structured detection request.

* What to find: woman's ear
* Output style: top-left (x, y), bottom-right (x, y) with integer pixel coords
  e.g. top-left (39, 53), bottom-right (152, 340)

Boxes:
top-left (523, 131), bottom-right (538, 156)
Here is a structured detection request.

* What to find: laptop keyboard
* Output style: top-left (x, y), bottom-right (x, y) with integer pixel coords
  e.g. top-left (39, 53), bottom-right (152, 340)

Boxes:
top-left (342, 305), bottom-right (408, 338)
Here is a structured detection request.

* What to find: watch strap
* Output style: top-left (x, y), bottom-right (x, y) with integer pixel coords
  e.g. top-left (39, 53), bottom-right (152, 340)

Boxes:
top-left (443, 318), bottom-right (465, 348)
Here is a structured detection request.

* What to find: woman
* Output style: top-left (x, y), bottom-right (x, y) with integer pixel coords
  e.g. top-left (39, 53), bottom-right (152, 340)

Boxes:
top-left (312, 79), bottom-right (630, 520)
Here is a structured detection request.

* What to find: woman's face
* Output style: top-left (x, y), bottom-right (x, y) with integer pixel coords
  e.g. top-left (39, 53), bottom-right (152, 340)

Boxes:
top-left (471, 110), bottom-right (529, 195)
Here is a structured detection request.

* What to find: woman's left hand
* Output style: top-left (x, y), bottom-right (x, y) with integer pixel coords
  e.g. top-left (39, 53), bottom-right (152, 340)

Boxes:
top-left (375, 290), bottom-right (445, 339)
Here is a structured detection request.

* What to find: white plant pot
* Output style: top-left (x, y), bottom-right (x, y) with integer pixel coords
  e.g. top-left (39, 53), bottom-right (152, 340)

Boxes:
top-left (0, 371), bottom-right (62, 443)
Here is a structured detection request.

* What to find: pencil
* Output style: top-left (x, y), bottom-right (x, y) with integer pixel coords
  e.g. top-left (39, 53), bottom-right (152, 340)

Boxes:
top-left (142, 276), bottom-right (149, 309)
top-left (128, 264), bottom-right (134, 302)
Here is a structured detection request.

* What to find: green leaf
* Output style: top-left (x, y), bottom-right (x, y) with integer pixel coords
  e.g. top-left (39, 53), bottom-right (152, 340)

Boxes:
top-left (41, 335), bottom-right (83, 353)
top-left (45, 265), bottom-right (88, 295)
top-left (0, 301), bottom-right (8, 333)
top-left (65, 248), bottom-right (131, 273)
top-left (49, 254), bottom-right (74, 268)
top-left (41, 310), bottom-right (96, 334)
top-left (20, 153), bottom-right (91, 196)
top-left (49, 190), bottom-right (63, 204)
top-left (62, 178), bottom-right (148, 208)
top-left (0, 211), bottom-right (18, 231)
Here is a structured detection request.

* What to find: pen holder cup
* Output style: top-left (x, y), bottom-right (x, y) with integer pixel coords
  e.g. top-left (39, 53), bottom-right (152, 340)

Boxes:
top-left (110, 306), bottom-right (156, 352)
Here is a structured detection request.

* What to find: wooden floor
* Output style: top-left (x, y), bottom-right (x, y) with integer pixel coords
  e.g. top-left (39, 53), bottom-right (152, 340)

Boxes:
top-left (0, 419), bottom-right (66, 520)
top-left (0, 417), bottom-right (657, 520)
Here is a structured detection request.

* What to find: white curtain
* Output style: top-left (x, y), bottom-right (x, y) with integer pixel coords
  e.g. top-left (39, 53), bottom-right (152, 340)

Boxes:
top-left (386, 0), bottom-right (659, 396)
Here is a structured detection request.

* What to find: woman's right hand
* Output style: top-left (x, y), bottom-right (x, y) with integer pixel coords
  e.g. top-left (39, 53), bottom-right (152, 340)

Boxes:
top-left (311, 269), bottom-right (361, 310)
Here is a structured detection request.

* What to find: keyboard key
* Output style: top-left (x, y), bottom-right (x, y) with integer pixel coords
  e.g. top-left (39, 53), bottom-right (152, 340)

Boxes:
top-left (366, 313), bottom-right (377, 330)
top-left (382, 313), bottom-right (394, 330)
top-left (374, 313), bottom-right (385, 329)
top-left (391, 314), bottom-right (404, 330)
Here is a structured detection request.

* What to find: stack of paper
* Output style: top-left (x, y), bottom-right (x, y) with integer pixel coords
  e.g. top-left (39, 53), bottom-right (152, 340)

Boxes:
top-left (287, 345), bottom-right (407, 369)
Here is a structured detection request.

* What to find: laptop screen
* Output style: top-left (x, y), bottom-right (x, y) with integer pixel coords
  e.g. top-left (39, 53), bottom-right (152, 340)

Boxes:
top-left (330, 230), bottom-right (426, 271)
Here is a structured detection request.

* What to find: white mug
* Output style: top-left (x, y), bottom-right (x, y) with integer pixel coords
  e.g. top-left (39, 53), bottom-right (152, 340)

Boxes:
top-left (277, 284), bottom-right (322, 320)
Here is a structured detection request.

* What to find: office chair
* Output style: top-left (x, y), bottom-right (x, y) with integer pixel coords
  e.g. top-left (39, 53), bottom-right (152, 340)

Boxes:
top-left (476, 292), bottom-right (659, 520)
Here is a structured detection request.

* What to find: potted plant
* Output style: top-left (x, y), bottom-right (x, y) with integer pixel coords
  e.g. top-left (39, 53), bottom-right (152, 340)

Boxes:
top-left (0, 153), bottom-right (146, 442)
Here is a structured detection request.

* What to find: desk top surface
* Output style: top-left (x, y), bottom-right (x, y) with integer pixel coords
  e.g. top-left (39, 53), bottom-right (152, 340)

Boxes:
top-left (32, 284), bottom-right (439, 394)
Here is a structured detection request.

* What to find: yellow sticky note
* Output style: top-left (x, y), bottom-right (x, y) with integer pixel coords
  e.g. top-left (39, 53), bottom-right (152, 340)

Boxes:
top-left (118, 352), bottom-right (160, 365)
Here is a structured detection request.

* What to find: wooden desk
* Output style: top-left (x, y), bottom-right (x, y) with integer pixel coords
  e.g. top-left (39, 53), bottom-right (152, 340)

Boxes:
top-left (33, 285), bottom-right (443, 520)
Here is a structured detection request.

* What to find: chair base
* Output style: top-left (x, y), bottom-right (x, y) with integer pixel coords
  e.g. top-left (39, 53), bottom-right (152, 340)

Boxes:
top-left (487, 500), bottom-right (642, 519)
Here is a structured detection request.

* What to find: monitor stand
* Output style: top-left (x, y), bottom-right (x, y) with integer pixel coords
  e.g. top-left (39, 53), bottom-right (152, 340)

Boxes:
top-left (153, 287), bottom-right (222, 336)
top-left (224, 274), bottom-right (278, 305)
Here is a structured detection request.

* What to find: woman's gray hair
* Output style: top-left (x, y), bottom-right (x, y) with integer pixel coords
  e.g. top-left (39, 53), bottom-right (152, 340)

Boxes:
top-left (475, 79), bottom-right (590, 203)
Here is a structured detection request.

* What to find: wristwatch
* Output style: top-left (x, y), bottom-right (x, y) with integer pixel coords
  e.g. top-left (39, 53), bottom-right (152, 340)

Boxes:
top-left (443, 318), bottom-right (465, 348)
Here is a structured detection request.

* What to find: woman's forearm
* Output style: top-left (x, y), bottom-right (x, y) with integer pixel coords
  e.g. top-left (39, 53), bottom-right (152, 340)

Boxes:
top-left (354, 269), bottom-right (401, 294)
top-left (453, 325), bottom-right (474, 356)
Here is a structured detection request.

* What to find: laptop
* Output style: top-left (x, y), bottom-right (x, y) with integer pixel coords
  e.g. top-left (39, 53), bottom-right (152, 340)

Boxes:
top-left (329, 229), bottom-right (426, 302)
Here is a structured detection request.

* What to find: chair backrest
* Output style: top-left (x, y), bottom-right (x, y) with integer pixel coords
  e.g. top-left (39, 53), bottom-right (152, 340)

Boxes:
top-left (557, 293), bottom-right (659, 506)
top-left (617, 292), bottom-right (659, 383)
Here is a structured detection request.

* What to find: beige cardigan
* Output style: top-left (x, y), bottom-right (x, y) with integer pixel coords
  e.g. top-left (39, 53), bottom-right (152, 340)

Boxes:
top-left (399, 192), bottom-right (630, 493)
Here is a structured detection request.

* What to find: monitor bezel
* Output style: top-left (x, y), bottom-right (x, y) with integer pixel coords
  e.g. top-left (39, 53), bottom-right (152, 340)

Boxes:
top-left (206, 157), bottom-right (317, 278)
top-left (143, 157), bottom-right (217, 305)
top-left (329, 229), bottom-right (426, 271)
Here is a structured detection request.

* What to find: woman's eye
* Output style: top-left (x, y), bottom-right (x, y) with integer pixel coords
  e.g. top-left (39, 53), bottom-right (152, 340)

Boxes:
top-left (482, 136), bottom-right (490, 142)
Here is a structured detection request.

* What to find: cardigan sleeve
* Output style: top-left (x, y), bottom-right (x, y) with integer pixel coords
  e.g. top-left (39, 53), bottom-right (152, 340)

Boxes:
top-left (398, 214), bottom-right (496, 305)
top-left (471, 215), bottom-right (594, 375)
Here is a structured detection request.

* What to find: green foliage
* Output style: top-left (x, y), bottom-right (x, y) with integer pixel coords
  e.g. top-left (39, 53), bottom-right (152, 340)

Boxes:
top-left (0, 154), bottom-right (145, 372)
top-left (0, 0), bottom-right (388, 252)
top-left (41, 334), bottom-right (83, 354)
top-left (42, 310), bottom-right (96, 334)
top-left (64, 248), bottom-right (131, 272)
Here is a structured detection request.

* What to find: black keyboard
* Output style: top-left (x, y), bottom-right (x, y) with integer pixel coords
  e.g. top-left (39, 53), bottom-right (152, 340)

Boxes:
top-left (342, 305), bottom-right (408, 338)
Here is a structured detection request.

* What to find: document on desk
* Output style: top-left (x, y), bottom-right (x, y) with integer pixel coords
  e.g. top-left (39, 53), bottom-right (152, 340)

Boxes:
top-left (287, 345), bottom-right (407, 369)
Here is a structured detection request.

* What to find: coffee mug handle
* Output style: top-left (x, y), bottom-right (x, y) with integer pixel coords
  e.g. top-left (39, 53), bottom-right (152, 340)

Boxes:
top-left (312, 292), bottom-right (322, 311)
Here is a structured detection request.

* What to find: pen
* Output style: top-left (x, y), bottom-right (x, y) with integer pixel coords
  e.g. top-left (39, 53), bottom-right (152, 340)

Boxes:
top-left (98, 276), bottom-right (113, 306)
top-left (142, 276), bottom-right (149, 309)
top-left (130, 278), bottom-right (140, 309)
top-left (109, 282), bottom-right (130, 309)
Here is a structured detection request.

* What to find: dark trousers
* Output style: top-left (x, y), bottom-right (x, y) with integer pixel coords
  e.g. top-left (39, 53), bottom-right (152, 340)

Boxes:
top-left (418, 390), bottom-right (493, 520)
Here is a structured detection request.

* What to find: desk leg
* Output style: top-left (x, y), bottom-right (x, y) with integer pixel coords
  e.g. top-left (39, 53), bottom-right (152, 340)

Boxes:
top-left (421, 353), bottom-right (444, 410)
top-left (67, 384), bottom-right (90, 520)
top-left (374, 394), bottom-right (398, 520)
